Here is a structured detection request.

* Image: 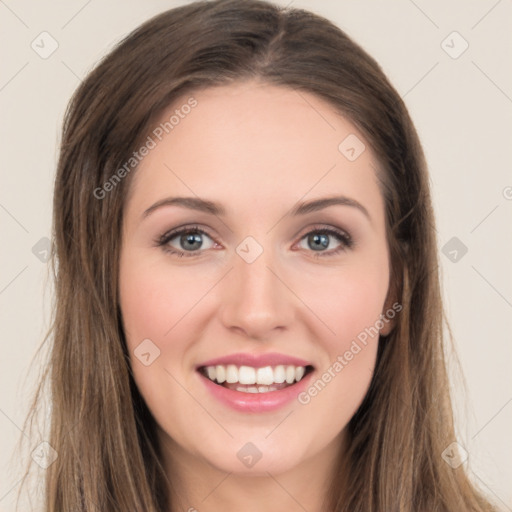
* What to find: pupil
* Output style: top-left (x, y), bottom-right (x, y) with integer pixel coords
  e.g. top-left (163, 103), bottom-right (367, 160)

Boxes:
top-left (182, 233), bottom-right (202, 250)
top-left (309, 233), bottom-right (328, 250)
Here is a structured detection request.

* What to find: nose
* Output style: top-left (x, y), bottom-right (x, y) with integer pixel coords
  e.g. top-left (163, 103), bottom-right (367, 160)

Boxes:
top-left (219, 244), bottom-right (295, 340)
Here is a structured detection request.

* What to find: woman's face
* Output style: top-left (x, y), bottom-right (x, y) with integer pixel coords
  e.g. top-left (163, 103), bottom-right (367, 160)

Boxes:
top-left (119, 81), bottom-right (394, 478)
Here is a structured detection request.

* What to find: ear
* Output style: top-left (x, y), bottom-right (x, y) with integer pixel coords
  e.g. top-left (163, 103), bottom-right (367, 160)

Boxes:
top-left (378, 298), bottom-right (395, 336)
top-left (379, 258), bottom-right (404, 337)
top-left (379, 299), bottom-right (398, 336)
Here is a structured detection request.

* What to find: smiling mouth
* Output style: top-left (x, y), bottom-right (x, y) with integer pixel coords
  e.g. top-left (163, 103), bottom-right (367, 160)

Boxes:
top-left (198, 364), bottom-right (315, 394)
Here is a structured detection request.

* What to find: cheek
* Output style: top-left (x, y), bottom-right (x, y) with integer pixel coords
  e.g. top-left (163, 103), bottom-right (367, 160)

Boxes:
top-left (294, 257), bottom-right (390, 349)
top-left (118, 254), bottom-right (186, 392)
top-left (119, 258), bottom-right (204, 428)
top-left (119, 255), bottom-right (198, 346)
top-left (294, 268), bottom-right (385, 428)
top-left (292, 256), bottom-right (388, 401)
top-left (119, 254), bottom-right (223, 395)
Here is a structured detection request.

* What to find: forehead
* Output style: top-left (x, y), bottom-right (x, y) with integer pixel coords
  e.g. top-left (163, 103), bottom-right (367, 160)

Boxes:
top-left (126, 81), bottom-right (384, 221)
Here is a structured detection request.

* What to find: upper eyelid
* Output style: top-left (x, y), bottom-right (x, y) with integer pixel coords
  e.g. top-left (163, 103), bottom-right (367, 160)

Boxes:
top-left (158, 224), bottom-right (215, 243)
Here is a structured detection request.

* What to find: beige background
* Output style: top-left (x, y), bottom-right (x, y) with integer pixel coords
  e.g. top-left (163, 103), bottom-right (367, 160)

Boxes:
top-left (1, 0), bottom-right (511, 510)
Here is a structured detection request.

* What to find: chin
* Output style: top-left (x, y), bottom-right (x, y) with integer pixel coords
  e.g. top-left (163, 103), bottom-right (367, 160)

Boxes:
top-left (207, 449), bottom-right (303, 477)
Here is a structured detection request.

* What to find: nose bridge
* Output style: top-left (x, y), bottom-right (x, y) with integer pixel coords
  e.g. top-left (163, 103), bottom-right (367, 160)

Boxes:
top-left (220, 237), bottom-right (293, 338)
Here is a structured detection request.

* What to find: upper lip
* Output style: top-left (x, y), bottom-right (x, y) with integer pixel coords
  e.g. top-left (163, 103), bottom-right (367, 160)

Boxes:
top-left (196, 352), bottom-right (313, 370)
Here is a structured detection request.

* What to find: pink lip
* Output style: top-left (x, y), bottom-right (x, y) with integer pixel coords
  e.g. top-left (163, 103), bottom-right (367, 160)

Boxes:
top-left (197, 368), bottom-right (315, 413)
top-left (196, 352), bottom-right (313, 370)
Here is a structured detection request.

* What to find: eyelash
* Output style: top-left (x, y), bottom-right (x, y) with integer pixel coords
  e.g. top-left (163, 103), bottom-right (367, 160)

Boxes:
top-left (155, 224), bottom-right (354, 259)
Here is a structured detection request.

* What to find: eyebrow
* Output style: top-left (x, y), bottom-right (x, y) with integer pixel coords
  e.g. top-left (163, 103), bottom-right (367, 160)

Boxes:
top-left (142, 195), bottom-right (371, 221)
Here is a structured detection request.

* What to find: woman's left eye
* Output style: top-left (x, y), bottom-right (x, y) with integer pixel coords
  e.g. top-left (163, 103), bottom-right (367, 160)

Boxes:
top-left (295, 227), bottom-right (354, 257)
top-left (156, 225), bottom-right (353, 258)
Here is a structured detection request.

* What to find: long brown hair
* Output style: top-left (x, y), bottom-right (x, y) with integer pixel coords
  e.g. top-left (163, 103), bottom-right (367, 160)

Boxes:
top-left (19, 0), bottom-right (498, 510)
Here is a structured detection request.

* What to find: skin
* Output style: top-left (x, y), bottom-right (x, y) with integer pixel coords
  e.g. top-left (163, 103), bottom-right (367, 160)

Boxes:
top-left (119, 80), bottom-right (396, 512)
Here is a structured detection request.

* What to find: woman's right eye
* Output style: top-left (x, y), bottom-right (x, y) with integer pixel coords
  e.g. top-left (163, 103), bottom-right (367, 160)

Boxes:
top-left (157, 225), bottom-right (216, 258)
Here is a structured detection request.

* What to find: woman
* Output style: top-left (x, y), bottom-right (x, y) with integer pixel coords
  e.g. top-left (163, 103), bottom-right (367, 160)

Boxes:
top-left (21, 0), bottom-right (499, 510)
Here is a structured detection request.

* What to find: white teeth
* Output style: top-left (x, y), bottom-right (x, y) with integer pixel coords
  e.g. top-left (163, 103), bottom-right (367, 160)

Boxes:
top-left (295, 366), bottom-right (305, 382)
top-left (202, 363), bottom-right (310, 387)
top-left (215, 365), bottom-right (226, 383)
top-left (226, 364), bottom-right (238, 383)
top-left (235, 385), bottom-right (280, 393)
top-left (207, 366), bottom-right (216, 381)
top-left (256, 366), bottom-right (274, 385)
top-left (273, 365), bottom-right (286, 383)
top-left (238, 366), bottom-right (256, 385)
top-left (242, 386), bottom-right (259, 393)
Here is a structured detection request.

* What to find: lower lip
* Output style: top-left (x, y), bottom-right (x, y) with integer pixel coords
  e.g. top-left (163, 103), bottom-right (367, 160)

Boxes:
top-left (198, 369), bottom-right (315, 413)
